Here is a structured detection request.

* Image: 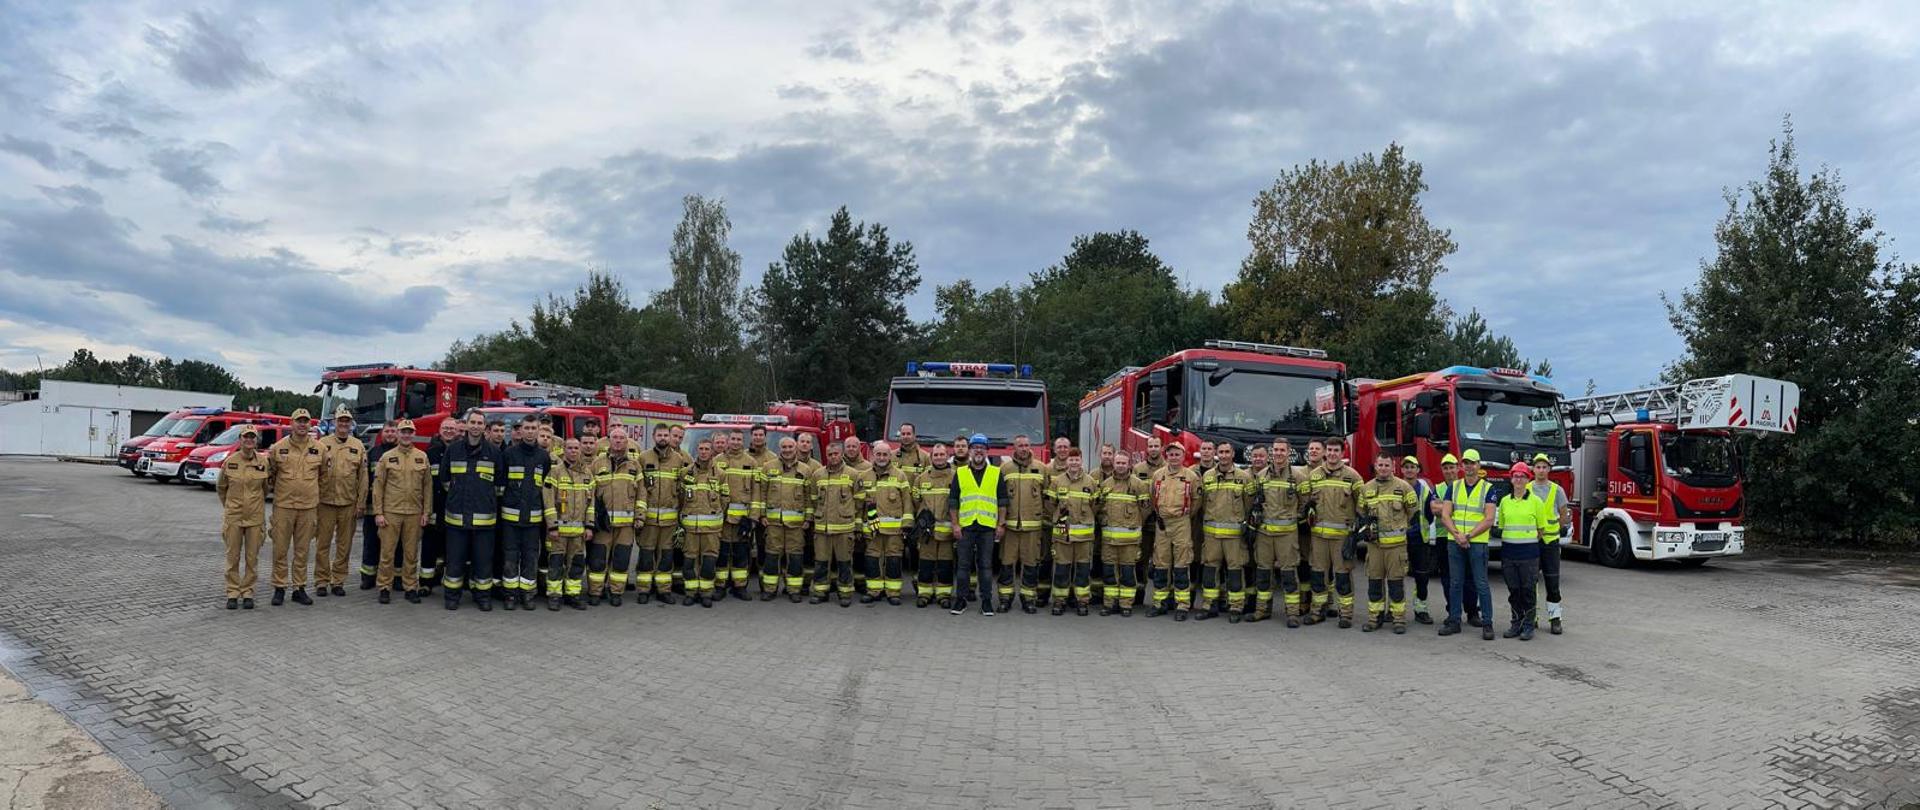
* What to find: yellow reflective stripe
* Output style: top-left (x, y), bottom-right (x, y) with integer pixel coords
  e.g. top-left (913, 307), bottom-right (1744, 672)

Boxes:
top-left (1067, 524), bottom-right (1095, 539)
top-left (449, 462), bottom-right (469, 474)
top-left (1203, 521), bottom-right (1243, 537)
top-left (872, 518), bottom-right (905, 530)
top-left (1103, 527), bottom-right (1142, 540)
top-left (645, 508), bottom-right (679, 520)
top-left (683, 514), bottom-right (723, 530)
top-left (820, 522), bottom-right (857, 533)
top-left (1261, 520), bottom-right (1299, 532)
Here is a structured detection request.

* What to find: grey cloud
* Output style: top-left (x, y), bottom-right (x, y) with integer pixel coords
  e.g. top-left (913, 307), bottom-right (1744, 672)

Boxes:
top-left (293, 79), bottom-right (374, 123)
top-left (0, 134), bottom-right (60, 169)
top-left (68, 150), bottom-right (131, 180)
top-left (37, 184), bottom-right (104, 207)
top-left (198, 211), bottom-right (269, 234)
top-left (149, 143), bottom-right (232, 196)
top-left (144, 11), bottom-right (272, 91)
top-left (806, 32), bottom-right (864, 63)
top-left (777, 83), bottom-right (830, 101)
top-left (60, 114), bottom-right (146, 142)
top-left (0, 200), bottom-right (445, 337)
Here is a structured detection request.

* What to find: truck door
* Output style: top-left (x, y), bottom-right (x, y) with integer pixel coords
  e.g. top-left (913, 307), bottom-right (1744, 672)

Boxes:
top-left (1614, 429), bottom-right (1657, 506)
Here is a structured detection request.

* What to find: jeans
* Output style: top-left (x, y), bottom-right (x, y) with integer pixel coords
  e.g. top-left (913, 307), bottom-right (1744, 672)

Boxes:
top-left (1502, 553), bottom-right (1540, 628)
top-left (954, 526), bottom-right (996, 606)
top-left (1446, 543), bottom-right (1492, 625)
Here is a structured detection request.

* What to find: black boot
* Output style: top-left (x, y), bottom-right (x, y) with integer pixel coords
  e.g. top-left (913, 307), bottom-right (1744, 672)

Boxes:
top-left (240, 598), bottom-right (254, 609)
top-left (271, 588), bottom-right (286, 606)
top-left (547, 596), bottom-right (561, 611)
top-left (1075, 602), bottom-right (1088, 617)
top-left (225, 598), bottom-right (238, 610)
top-left (291, 588), bottom-right (313, 606)
top-left (997, 596), bottom-right (1014, 614)
top-left (331, 585), bottom-right (346, 597)
top-left (1195, 602), bottom-right (1220, 621)
top-left (568, 596), bottom-right (587, 611)
top-left (475, 595), bottom-right (492, 612)
top-left (761, 590), bottom-right (777, 602)
top-left (445, 592), bottom-right (460, 611)
top-left (1174, 608), bottom-right (1190, 622)
top-left (500, 592), bottom-right (516, 611)
top-left (788, 592), bottom-right (804, 603)
top-left (701, 593), bottom-right (714, 608)
top-left (660, 591), bottom-right (679, 605)
top-left (360, 572), bottom-right (375, 590)
top-left (732, 585), bottom-right (750, 601)
top-left (1227, 608), bottom-right (1242, 624)
top-left (406, 590), bottom-right (421, 604)
top-left (378, 589), bottom-right (391, 604)
top-left (613, 592), bottom-right (628, 606)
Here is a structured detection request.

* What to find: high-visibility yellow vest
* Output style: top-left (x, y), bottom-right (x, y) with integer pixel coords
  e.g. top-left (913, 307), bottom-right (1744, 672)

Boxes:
top-left (957, 464), bottom-right (1000, 529)
top-left (1447, 478), bottom-right (1493, 544)
top-left (1497, 492), bottom-right (1545, 544)
top-left (1530, 480), bottom-right (1567, 542)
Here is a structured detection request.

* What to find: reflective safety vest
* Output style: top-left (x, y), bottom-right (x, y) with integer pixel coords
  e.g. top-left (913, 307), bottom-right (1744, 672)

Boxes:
top-left (956, 464), bottom-right (1001, 529)
top-left (1530, 480), bottom-right (1568, 542)
top-left (1497, 492), bottom-right (1548, 545)
top-left (1445, 478), bottom-right (1493, 543)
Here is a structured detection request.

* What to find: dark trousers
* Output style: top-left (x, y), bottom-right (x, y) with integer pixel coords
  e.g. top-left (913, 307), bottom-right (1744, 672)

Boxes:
top-left (1409, 540), bottom-right (1437, 605)
top-left (1540, 542), bottom-right (1562, 604)
top-left (444, 527), bottom-right (496, 600)
top-left (954, 526), bottom-right (996, 606)
top-left (359, 511), bottom-right (381, 585)
top-left (501, 523), bottom-right (543, 590)
top-left (1502, 553), bottom-right (1540, 628)
top-left (421, 519), bottom-right (444, 587)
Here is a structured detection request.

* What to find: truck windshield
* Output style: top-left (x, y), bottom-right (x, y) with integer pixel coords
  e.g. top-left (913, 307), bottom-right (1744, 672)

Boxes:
top-left (1660, 432), bottom-right (1739, 487)
top-left (1454, 387), bottom-right (1567, 461)
top-left (320, 378), bottom-right (396, 425)
top-left (167, 417), bottom-right (207, 438)
top-left (888, 388), bottom-right (1045, 445)
top-left (1191, 367), bottom-right (1340, 437)
top-left (209, 425), bottom-right (252, 445)
top-left (682, 428), bottom-right (819, 460)
top-left (141, 416), bottom-right (182, 437)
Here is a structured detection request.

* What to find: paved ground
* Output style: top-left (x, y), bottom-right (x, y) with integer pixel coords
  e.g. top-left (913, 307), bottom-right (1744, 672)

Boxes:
top-left (1, 457), bottom-right (1918, 809)
top-left (0, 666), bottom-right (163, 809)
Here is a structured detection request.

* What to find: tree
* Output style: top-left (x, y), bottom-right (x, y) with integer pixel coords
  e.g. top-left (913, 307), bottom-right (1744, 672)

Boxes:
top-left (3, 349), bottom-right (317, 414)
top-left (649, 195), bottom-right (746, 409)
top-left (1666, 120), bottom-right (1920, 541)
top-left (438, 323), bottom-right (543, 376)
top-left (527, 270), bottom-right (647, 389)
top-left (1446, 309), bottom-right (1551, 376)
top-left (1221, 143), bottom-right (1460, 377)
top-left (751, 206), bottom-right (922, 408)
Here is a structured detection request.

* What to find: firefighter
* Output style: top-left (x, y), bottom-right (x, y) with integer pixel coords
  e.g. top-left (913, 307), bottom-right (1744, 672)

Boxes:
top-left (420, 420), bottom-right (458, 595)
top-left (1357, 452), bottom-right (1418, 634)
top-left (484, 419), bottom-right (509, 603)
top-left (948, 434), bottom-right (1004, 616)
top-left (1403, 456), bottom-right (1439, 625)
top-left (1140, 435), bottom-right (1166, 596)
top-left (1250, 442), bottom-right (1308, 626)
top-left (843, 437), bottom-right (869, 473)
top-left (1435, 449), bottom-right (1496, 639)
top-left (579, 418), bottom-right (608, 457)
top-left (1197, 442), bottom-right (1254, 622)
top-left (668, 424), bottom-right (693, 465)
top-left (1530, 452), bottom-right (1571, 634)
top-left (895, 423), bottom-right (932, 477)
top-left (439, 411), bottom-right (502, 611)
top-left (359, 425), bottom-right (400, 590)
top-left (680, 438), bottom-right (726, 608)
top-left (1496, 463), bottom-right (1550, 641)
top-left (218, 425), bottom-right (270, 610)
top-left (266, 408), bottom-right (323, 607)
top-left (860, 441), bottom-right (913, 605)
top-left (997, 435), bottom-right (1050, 614)
top-left (588, 427), bottom-right (643, 605)
top-left (635, 423), bottom-right (686, 605)
top-left (1150, 443), bottom-right (1200, 620)
top-left (1048, 447), bottom-right (1099, 616)
top-left (1305, 440), bottom-right (1364, 627)
top-left (761, 437), bottom-right (812, 602)
top-left (311, 408), bottom-right (364, 599)
top-left (809, 442), bottom-right (863, 606)
top-left (913, 443), bottom-right (958, 608)
top-left (371, 419), bottom-right (431, 604)
top-left (498, 416), bottom-right (550, 611)
top-left (1098, 450), bottom-right (1150, 616)
top-left (1097, 444), bottom-right (1116, 482)
top-left (1294, 438), bottom-right (1324, 617)
top-left (715, 429), bottom-right (759, 601)
top-left (795, 432), bottom-right (822, 475)
top-left (1039, 436), bottom-right (1073, 608)
top-left (539, 418), bottom-right (560, 463)
top-left (543, 437), bottom-right (595, 610)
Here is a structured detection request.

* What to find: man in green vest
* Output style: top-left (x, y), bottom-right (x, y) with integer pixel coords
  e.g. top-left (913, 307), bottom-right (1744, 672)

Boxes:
top-left (1496, 463), bottom-right (1551, 640)
top-left (948, 434), bottom-right (1006, 617)
top-left (1530, 452), bottom-right (1571, 634)
top-left (1435, 449), bottom-right (1495, 639)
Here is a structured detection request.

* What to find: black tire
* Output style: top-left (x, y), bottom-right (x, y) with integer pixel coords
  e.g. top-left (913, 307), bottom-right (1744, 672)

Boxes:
top-left (131, 469), bottom-right (147, 478)
top-left (1594, 521), bottom-right (1634, 569)
top-left (1679, 558), bottom-right (1710, 568)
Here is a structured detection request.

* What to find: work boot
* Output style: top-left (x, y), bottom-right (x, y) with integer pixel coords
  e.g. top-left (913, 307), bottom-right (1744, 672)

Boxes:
top-left (444, 592), bottom-right (460, 611)
top-left (997, 596), bottom-right (1014, 615)
top-left (788, 592), bottom-right (804, 604)
top-left (616, 592), bottom-right (631, 606)
top-left (839, 595), bottom-right (852, 608)
top-left (569, 597), bottom-right (587, 611)
top-left (1051, 600), bottom-right (1067, 616)
top-left (1285, 613), bottom-right (1301, 629)
top-left (226, 598), bottom-right (238, 610)
top-left (291, 588), bottom-right (313, 606)
top-left (548, 596), bottom-right (562, 611)
top-left (1392, 622), bottom-right (1407, 634)
top-left (1415, 611), bottom-right (1433, 625)
top-left (240, 598), bottom-right (254, 609)
top-left (1195, 603), bottom-right (1220, 621)
top-left (1503, 623), bottom-right (1523, 639)
top-left (1520, 625), bottom-right (1535, 641)
top-left (378, 589), bottom-right (391, 605)
top-left (887, 596), bottom-right (901, 606)
top-left (662, 591), bottom-right (680, 605)
top-left (733, 586), bottom-right (750, 601)
top-left (588, 593), bottom-right (603, 606)
top-left (1227, 609), bottom-right (1242, 624)
top-left (315, 585), bottom-right (328, 598)
top-left (420, 582), bottom-right (434, 596)
top-left (811, 593), bottom-right (828, 605)
top-left (1148, 604), bottom-right (1166, 618)
top-left (331, 585), bottom-right (346, 597)
top-left (360, 573), bottom-right (375, 590)
top-left (1119, 606), bottom-right (1133, 618)
top-left (1021, 598), bottom-right (1038, 615)
top-left (406, 590), bottom-right (421, 604)
top-left (271, 588), bottom-right (286, 606)
top-left (1481, 625), bottom-right (1495, 641)
top-left (1300, 610), bottom-right (1321, 626)
top-left (476, 597), bottom-right (492, 612)
top-left (1362, 618), bottom-right (1379, 632)
top-left (1337, 615), bottom-right (1352, 629)
top-left (1247, 606), bottom-right (1268, 624)
top-left (1550, 618), bottom-right (1563, 635)
top-left (916, 594), bottom-right (932, 608)
top-left (1439, 620), bottom-right (1460, 636)
top-left (1174, 608), bottom-right (1189, 622)
top-left (1099, 603), bottom-right (1113, 617)
top-left (1467, 612), bottom-right (1482, 628)
top-left (860, 592), bottom-right (877, 604)
top-left (500, 594), bottom-right (516, 611)
top-left (1075, 603), bottom-right (1088, 617)
top-left (761, 590), bottom-right (777, 602)
top-left (701, 594), bottom-right (714, 608)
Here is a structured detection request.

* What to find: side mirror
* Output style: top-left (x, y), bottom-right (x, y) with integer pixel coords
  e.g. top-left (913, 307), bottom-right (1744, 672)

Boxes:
top-left (1343, 404), bottom-right (1360, 434)
top-left (1412, 413), bottom-right (1432, 439)
top-left (312, 383), bottom-right (324, 394)
top-left (1147, 370), bottom-right (1169, 425)
top-left (1414, 391), bottom-right (1439, 410)
top-left (1569, 429), bottom-right (1584, 450)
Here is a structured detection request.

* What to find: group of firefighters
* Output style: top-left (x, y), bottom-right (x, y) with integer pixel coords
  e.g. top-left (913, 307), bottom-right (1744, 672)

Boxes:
top-left (214, 408), bottom-right (1570, 640)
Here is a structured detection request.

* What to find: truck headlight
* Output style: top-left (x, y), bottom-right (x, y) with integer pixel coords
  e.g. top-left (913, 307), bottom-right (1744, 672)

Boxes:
top-left (208, 451), bottom-right (229, 464)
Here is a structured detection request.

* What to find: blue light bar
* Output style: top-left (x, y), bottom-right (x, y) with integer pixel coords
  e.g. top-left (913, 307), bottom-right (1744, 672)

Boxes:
top-left (911, 361), bottom-right (1029, 378)
top-left (1636, 408), bottom-right (1651, 421)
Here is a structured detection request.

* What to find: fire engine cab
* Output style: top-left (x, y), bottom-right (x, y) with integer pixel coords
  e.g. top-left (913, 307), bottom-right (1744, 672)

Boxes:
top-left (1079, 340), bottom-right (1349, 469)
top-left (885, 362), bottom-right (1049, 460)
top-left (317, 364), bottom-right (515, 443)
top-left (682, 401), bottom-right (856, 460)
top-left (1560, 374), bottom-right (1799, 567)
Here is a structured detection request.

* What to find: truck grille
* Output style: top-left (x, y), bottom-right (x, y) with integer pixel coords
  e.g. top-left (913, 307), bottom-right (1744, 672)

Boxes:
top-left (1692, 533), bottom-right (1728, 553)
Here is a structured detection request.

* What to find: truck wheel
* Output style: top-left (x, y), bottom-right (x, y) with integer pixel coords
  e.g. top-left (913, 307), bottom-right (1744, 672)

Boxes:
top-left (1594, 522), bottom-right (1634, 569)
top-left (131, 469), bottom-right (147, 478)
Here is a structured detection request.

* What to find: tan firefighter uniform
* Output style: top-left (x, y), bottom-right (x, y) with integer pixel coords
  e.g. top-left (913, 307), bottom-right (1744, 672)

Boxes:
top-left (997, 454), bottom-right (1051, 606)
top-left (1098, 467), bottom-right (1152, 611)
top-left (372, 436), bottom-right (432, 592)
top-left (1307, 461), bottom-right (1367, 622)
top-left (1358, 474), bottom-right (1418, 629)
top-left (1050, 466), bottom-right (1100, 607)
top-left (1253, 462), bottom-right (1310, 620)
top-left (680, 458), bottom-right (727, 599)
top-left (762, 456), bottom-right (812, 596)
top-left (809, 460), bottom-right (864, 600)
top-left (589, 450), bottom-right (645, 598)
top-left (266, 426), bottom-right (324, 593)
top-left (914, 461), bottom-right (957, 605)
top-left (314, 426), bottom-right (366, 591)
top-left (635, 443), bottom-right (686, 599)
top-left (543, 455), bottom-right (597, 600)
top-left (1199, 464), bottom-right (1256, 615)
top-left (896, 442), bottom-right (932, 479)
top-left (863, 462), bottom-right (914, 599)
top-left (717, 446), bottom-right (762, 594)
top-left (218, 440), bottom-right (271, 600)
top-left (1151, 462), bottom-right (1201, 611)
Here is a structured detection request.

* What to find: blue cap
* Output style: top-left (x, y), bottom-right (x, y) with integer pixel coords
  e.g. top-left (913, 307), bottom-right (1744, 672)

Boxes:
top-left (969, 433), bottom-right (989, 447)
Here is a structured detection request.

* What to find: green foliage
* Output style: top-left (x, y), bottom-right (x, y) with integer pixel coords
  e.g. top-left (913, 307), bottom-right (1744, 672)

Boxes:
top-left (1666, 120), bottom-right (1920, 541)
top-left (749, 206), bottom-right (922, 409)
top-left (1, 349), bottom-right (318, 415)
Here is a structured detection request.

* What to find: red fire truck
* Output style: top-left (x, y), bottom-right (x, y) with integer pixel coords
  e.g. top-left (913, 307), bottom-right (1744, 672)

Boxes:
top-left (1559, 374), bottom-right (1799, 567)
top-left (315, 365), bottom-right (691, 448)
top-left (1079, 340), bottom-right (1350, 469)
top-left (118, 407), bottom-right (199, 475)
top-left (886, 362), bottom-right (1050, 461)
top-left (682, 401), bottom-right (857, 460)
top-left (135, 408), bottom-right (293, 483)
top-left (497, 381), bottom-right (694, 443)
top-left (1350, 366), bottom-right (1573, 550)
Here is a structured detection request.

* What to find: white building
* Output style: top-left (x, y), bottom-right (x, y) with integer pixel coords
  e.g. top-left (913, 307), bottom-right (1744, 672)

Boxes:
top-left (0, 380), bottom-right (233, 457)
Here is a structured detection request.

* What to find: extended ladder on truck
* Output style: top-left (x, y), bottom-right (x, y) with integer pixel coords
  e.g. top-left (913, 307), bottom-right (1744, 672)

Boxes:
top-left (1561, 374), bottom-right (1799, 435)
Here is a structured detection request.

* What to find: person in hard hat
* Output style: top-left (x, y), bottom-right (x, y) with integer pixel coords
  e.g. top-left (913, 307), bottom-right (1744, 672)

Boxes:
top-left (1530, 452), bottom-right (1571, 634)
top-left (1496, 463), bottom-right (1551, 640)
top-left (1434, 449), bottom-right (1496, 639)
top-left (948, 434), bottom-right (1005, 616)
top-left (1401, 455), bottom-right (1439, 625)
top-left (217, 424), bottom-right (271, 609)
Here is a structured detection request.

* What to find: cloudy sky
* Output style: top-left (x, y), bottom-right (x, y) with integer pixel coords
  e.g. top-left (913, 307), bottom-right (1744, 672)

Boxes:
top-left (2, 1), bottom-right (1917, 394)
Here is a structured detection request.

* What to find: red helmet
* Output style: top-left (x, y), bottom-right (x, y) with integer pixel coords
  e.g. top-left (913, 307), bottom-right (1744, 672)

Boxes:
top-left (1510, 462), bottom-right (1533, 479)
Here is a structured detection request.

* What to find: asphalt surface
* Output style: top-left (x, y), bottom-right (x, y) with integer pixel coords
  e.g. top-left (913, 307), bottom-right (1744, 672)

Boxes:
top-left (1, 457), bottom-right (1917, 809)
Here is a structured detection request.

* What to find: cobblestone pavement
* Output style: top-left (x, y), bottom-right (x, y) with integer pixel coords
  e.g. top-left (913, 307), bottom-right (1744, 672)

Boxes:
top-left (2, 457), bottom-right (1918, 809)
